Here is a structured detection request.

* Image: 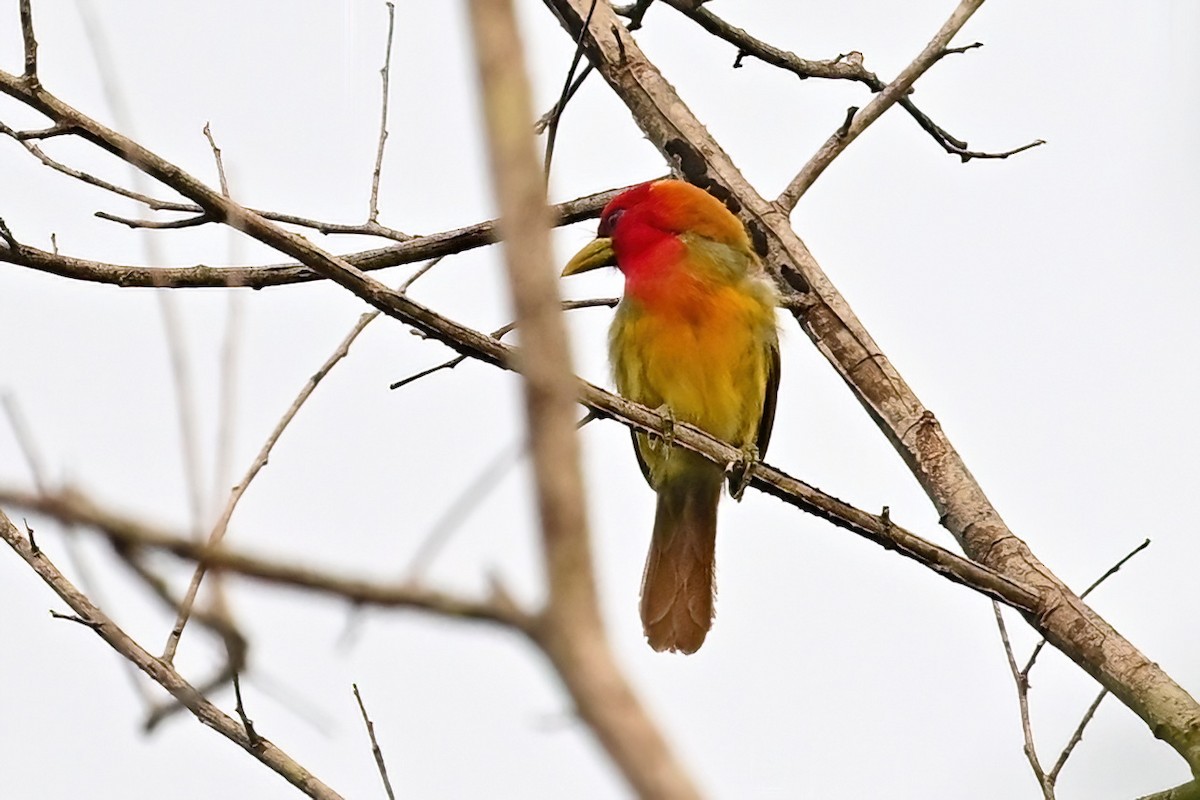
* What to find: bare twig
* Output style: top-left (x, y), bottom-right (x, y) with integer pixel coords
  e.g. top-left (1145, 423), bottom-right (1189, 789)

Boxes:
top-left (0, 216), bottom-right (18, 248)
top-left (1080, 538), bottom-right (1151, 599)
top-left (657, 0), bottom-right (1042, 164)
top-left (398, 255), bottom-right (444, 293)
top-left (232, 671), bottom-right (262, 747)
top-left (543, 0), bottom-right (598, 176)
top-left (534, 64), bottom-right (592, 134)
top-left (777, 0), bottom-right (995, 210)
top-left (203, 122), bottom-right (230, 196)
top-left (0, 509), bottom-right (346, 799)
top-left (369, 2), bottom-right (396, 223)
top-left (163, 290), bottom-right (388, 660)
top-left (19, 0), bottom-right (37, 79)
top-left (49, 608), bottom-right (103, 629)
top-left (994, 602), bottom-right (1052, 799)
top-left (388, 297), bottom-right (617, 391)
top-left (1048, 688), bottom-right (1107, 784)
top-left (353, 684), bottom-right (398, 800)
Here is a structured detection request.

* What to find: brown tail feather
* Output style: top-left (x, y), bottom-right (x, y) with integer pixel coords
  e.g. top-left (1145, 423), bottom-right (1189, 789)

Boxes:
top-left (639, 474), bottom-right (721, 654)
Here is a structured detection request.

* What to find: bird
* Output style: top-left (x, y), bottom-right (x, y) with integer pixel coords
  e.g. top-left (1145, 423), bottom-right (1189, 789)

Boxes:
top-left (562, 179), bottom-right (780, 654)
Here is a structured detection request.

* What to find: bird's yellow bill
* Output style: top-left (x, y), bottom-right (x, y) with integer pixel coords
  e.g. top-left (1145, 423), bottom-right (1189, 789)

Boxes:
top-left (562, 237), bottom-right (616, 276)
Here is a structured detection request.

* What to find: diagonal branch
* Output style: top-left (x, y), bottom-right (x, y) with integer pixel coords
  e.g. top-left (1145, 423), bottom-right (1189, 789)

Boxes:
top-left (539, 0), bottom-right (1200, 772)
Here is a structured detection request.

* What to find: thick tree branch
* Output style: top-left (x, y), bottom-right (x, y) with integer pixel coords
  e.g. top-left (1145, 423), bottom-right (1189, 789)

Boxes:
top-left (541, 0), bottom-right (1200, 772)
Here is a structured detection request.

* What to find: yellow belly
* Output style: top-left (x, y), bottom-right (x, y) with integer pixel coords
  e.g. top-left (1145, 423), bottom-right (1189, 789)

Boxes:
top-left (610, 283), bottom-right (774, 449)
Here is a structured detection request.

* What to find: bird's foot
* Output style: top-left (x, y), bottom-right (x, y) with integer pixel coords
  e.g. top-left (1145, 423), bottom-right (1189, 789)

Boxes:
top-left (652, 404), bottom-right (677, 455)
top-left (726, 443), bottom-right (759, 501)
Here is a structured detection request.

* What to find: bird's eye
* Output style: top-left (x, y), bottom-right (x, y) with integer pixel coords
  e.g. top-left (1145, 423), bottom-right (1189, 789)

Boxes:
top-left (598, 208), bottom-right (625, 237)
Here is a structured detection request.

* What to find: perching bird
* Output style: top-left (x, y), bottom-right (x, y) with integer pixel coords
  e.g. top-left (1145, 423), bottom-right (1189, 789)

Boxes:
top-left (562, 179), bottom-right (780, 654)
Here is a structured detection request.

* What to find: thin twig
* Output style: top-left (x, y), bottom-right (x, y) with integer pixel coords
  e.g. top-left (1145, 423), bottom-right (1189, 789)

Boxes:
top-left (162, 295), bottom-right (387, 660)
top-left (534, 65), bottom-right (592, 134)
top-left (203, 123), bottom-right (231, 196)
top-left (657, 0), bottom-right (1041, 164)
top-left (993, 602), bottom-right (1053, 799)
top-left (543, 0), bottom-right (599, 177)
top-left (1080, 538), bottom-right (1151, 599)
top-left (49, 609), bottom-right (103, 629)
top-left (353, 684), bottom-right (398, 800)
top-left (1048, 688), bottom-right (1107, 784)
top-left (777, 0), bottom-right (997, 211)
top-left (19, 0), bottom-right (37, 79)
top-left (388, 297), bottom-right (617, 391)
top-left (369, 2), bottom-right (396, 223)
top-left (398, 255), bottom-right (444, 293)
top-left (232, 672), bottom-right (262, 747)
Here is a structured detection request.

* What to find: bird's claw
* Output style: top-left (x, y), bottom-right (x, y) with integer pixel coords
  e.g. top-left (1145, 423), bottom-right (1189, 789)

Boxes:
top-left (726, 443), bottom-right (759, 501)
top-left (653, 404), bottom-right (677, 455)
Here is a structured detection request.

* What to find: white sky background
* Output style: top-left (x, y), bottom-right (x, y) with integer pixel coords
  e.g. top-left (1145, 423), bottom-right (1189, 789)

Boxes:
top-left (1, 1), bottom-right (1198, 798)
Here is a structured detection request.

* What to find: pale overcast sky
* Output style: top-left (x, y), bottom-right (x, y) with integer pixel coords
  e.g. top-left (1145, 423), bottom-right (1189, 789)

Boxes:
top-left (2, 1), bottom-right (1198, 798)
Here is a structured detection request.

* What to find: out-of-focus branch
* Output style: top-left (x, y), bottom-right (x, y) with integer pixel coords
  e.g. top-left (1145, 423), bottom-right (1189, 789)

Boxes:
top-left (542, 0), bottom-right (1200, 772)
top-left (0, 182), bottom-right (649, 288)
top-left (654, 0), bottom-right (1043, 165)
top-left (162, 290), bottom-right (393, 661)
top-left (1, 488), bottom-right (534, 629)
top-left (0, 508), bottom-right (346, 800)
top-left (469, 2), bottom-right (700, 797)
